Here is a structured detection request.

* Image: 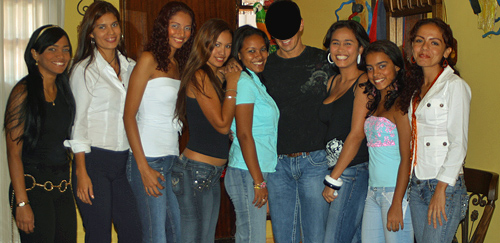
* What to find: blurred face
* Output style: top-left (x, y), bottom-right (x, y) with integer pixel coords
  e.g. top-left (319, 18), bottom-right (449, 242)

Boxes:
top-left (274, 20), bottom-right (304, 57)
top-left (412, 23), bottom-right (452, 69)
top-left (366, 51), bottom-right (400, 93)
top-left (207, 30), bottom-right (232, 71)
top-left (32, 36), bottom-right (71, 80)
top-left (90, 13), bottom-right (121, 51)
top-left (329, 27), bottom-right (363, 69)
top-left (238, 34), bottom-right (268, 73)
top-left (168, 11), bottom-right (193, 51)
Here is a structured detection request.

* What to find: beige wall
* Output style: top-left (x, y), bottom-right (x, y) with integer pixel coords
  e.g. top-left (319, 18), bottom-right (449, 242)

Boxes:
top-left (296, 0), bottom-right (500, 242)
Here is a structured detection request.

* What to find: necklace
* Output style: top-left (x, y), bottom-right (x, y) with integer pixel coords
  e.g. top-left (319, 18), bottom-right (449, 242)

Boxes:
top-left (108, 55), bottom-right (116, 65)
top-left (44, 88), bottom-right (56, 106)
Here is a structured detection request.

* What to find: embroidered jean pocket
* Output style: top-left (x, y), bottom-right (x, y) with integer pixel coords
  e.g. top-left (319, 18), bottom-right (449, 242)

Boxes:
top-left (171, 171), bottom-right (183, 196)
top-left (192, 167), bottom-right (215, 192)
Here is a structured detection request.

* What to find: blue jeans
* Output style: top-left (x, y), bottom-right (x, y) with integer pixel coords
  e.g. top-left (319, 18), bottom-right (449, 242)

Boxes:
top-left (225, 167), bottom-right (269, 243)
top-left (324, 161), bottom-right (368, 243)
top-left (267, 150), bottom-right (330, 243)
top-left (126, 153), bottom-right (180, 243)
top-left (171, 155), bottom-right (225, 243)
top-left (361, 187), bottom-right (413, 243)
top-left (409, 174), bottom-right (468, 243)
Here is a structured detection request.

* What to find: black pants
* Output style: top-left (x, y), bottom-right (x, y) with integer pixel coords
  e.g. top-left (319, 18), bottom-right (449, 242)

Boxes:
top-left (72, 147), bottom-right (141, 243)
top-left (10, 169), bottom-right (76, 243)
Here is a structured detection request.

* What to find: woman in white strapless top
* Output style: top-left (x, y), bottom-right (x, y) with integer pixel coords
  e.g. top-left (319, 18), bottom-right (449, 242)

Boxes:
top-left (122, 2), bottom-right (195, 243)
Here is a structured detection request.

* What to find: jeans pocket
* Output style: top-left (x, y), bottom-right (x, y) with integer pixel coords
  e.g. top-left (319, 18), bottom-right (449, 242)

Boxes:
top-left (171, 171), bottom-right (183, 196)
top-left (192, 167), bottom-right (214, 192)
top-left (307, 150), bottom-right (328, 167)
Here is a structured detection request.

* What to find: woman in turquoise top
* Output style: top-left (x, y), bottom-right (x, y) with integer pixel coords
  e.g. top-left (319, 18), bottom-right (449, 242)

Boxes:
top-left (225, 25), bottom-right (279, 243)
top-left (360, 40), bottom-right (413, 243)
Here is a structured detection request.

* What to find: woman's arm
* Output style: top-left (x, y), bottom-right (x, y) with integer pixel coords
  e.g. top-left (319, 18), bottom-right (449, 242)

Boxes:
top-left (123, 52), bottom-right (165, 197)
top-left (235, 103), bottom-right (267, 208)
top-left (5, 84), bottom-right (34, 234)
top-left (323, 77), bottom-right (369, 203)
top-left (193, 69), bottom-right (239, 134)
top-left (387, 110), bottom-right (411, 232)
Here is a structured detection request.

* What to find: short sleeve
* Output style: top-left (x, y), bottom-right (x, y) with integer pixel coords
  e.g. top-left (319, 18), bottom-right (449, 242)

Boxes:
top-left (235, 72), bottom-right (258, 105)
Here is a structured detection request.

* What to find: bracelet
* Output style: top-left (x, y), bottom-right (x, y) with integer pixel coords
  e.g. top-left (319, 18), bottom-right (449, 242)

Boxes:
top-left (254, 181), bottom-right (267, 189)
top-left (225, 89), bottom-right (237, 94)
top-left (323, 175), bottom-right (343, 190)
top-left (16, 201), bottom-right (30, 207)
top-left (225, 95), bottom-right (236, 99)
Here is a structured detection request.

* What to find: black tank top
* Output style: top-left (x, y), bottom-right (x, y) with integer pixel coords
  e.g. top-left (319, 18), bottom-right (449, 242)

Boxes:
top-left (185, 97), bottom-right (229, 159)
top-left (22, 89), bottom-right (72, 170)
top-left (319, 74), bottom-right (369, 167)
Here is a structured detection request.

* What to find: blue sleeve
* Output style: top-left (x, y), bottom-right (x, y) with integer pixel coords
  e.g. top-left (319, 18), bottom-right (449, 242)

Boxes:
top-left (236, 72), bottom-right (257, 105)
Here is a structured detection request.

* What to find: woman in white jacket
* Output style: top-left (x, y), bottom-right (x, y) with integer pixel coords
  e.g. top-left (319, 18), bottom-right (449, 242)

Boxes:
top-left (404, 18), bottom-right (470, 243)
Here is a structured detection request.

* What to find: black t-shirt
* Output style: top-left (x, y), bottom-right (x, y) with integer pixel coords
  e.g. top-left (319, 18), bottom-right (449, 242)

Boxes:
top-left (262, 46), bottom-right (334, 154)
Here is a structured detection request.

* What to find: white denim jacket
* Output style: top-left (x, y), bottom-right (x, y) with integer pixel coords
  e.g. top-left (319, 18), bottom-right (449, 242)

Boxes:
top-left (65, 49), bottom-right (136, 153)
top-left (409, 66), bottom-right (471, 186)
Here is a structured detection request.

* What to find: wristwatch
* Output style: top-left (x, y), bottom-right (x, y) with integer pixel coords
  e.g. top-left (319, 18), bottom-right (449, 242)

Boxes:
top-left (16, 201), bottom-right (29, 207)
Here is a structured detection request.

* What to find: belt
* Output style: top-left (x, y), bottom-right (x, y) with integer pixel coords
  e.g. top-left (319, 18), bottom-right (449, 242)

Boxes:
top-left (25, 174), bottom-right (71, 193)
top-left (282, 152), bottom-right (310, 158)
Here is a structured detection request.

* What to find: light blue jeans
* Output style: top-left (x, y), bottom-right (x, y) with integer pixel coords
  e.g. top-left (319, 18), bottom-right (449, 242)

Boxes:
top-left (126, 153), bottom-right (180, 243)
top-left (225, 167), bottom-right (269, 243)
top-left (361, 187), bottom-right (413, 243)
top-left (267, 150), bottom-right (330, 243)
top-left (171, 155), bottom-right (225, 243)
top-left (409, 174), bottom-right (468, 243)
top-left (324, 161), bottom-right (369, 243)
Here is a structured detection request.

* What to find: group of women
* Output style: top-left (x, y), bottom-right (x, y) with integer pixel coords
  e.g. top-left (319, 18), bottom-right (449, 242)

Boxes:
top-left (4, 1), bottom-right (470, 243)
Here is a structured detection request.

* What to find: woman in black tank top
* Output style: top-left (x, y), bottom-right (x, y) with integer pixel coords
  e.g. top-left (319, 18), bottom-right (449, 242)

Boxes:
top-left (173, 19), bottom-right (240, 242)
top-left (320, 20), bottom-right (371, 243)
top-left (4, 25), bottom-right (76, 242)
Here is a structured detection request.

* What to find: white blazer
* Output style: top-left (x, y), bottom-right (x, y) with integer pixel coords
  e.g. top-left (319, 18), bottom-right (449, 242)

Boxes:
top-left (409, 65), bottom-right (471, 186)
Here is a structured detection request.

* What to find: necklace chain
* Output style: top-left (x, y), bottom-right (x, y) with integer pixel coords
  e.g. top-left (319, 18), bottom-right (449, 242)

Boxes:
top-left (44, 88), bottom-right (56, 106)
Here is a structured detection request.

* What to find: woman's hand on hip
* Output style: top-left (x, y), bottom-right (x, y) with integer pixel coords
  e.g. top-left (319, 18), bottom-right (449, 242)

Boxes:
top-left (139, 165), bottom-right (165, 197)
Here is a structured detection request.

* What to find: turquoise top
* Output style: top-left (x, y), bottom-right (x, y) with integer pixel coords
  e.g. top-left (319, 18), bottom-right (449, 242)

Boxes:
top-left (229, 70), bottom-right (279, 173)
top-left (364, 116), bottom-right (400, 187)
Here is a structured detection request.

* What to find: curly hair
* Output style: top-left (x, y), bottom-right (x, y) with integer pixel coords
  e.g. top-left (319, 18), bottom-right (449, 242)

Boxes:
top-left (145, 1), bottom-right (195, 73)
top-left (360, 40), bottom-right (407, 116)
top-left (401, 18), bottom-right (459, 108)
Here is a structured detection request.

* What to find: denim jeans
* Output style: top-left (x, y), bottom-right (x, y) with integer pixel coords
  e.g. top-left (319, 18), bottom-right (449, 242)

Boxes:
top-left (323, 161), bottom-right (368, 243)
top-left (361, 187), bottom-right (413, 243)
top-left (171, 155), bottom-right (225, 243)
top-left (225, 167), bottom-right (269, 243)
top-left (409, 174), bottom-right (468, 243)
top-left (267, 150), bottom-right (329, 243)
top-left (126, 153), bottom-right (180, 243)
top-left (73, 147), bottom-right (142, 243)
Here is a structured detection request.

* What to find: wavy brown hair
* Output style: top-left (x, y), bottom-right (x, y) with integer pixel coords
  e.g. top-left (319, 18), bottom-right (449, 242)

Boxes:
top-left (401, 18), bottom-right (459, 108)
top-left (175, 19), bottom-right (232, 125)
top-left (145, 1), bottom-right (195, 73)
top-left (72, 1), bottom-right (127, 76)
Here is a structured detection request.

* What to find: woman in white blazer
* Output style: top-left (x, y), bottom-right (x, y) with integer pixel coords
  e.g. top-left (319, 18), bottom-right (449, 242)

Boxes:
top-left (403, 18), bottom-right (471, 243)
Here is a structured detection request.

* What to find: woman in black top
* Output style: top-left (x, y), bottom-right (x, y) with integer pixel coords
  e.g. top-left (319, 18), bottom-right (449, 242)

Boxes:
top-left (4, 25), bottom-right (76, 243)
top-left (320, 20), bottom-right (370, 243)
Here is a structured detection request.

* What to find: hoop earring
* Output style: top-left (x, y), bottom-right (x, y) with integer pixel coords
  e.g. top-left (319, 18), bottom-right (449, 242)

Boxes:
top-left (357, 54), bottom-right (361, 64)
top-left (411, 56), bottom-right (416, 64)
top-left (442, 59), bottom-right (449, 68)
top-left (327, 53), bottom-right (335, 65)
top-left (91, 38), bottom-right (95, 45)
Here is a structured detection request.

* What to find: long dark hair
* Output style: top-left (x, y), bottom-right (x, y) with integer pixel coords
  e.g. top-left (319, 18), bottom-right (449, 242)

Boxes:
top-left (360, 40), bottom-right (407, 115)
top-left (402, 18), bottom-right (459, 107)
top-left (145, 1), bottom-right (195, 73)
top-left (4, 25), bottom-right (76, 150)
top-left (231, 25), bottom-right (269, 77)
top-left (72, 1), bottom-right (126, 75)
top-left (175, 19), bottom-right (232, 126)
top-left (323, 20), bottom-right (370, 72)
